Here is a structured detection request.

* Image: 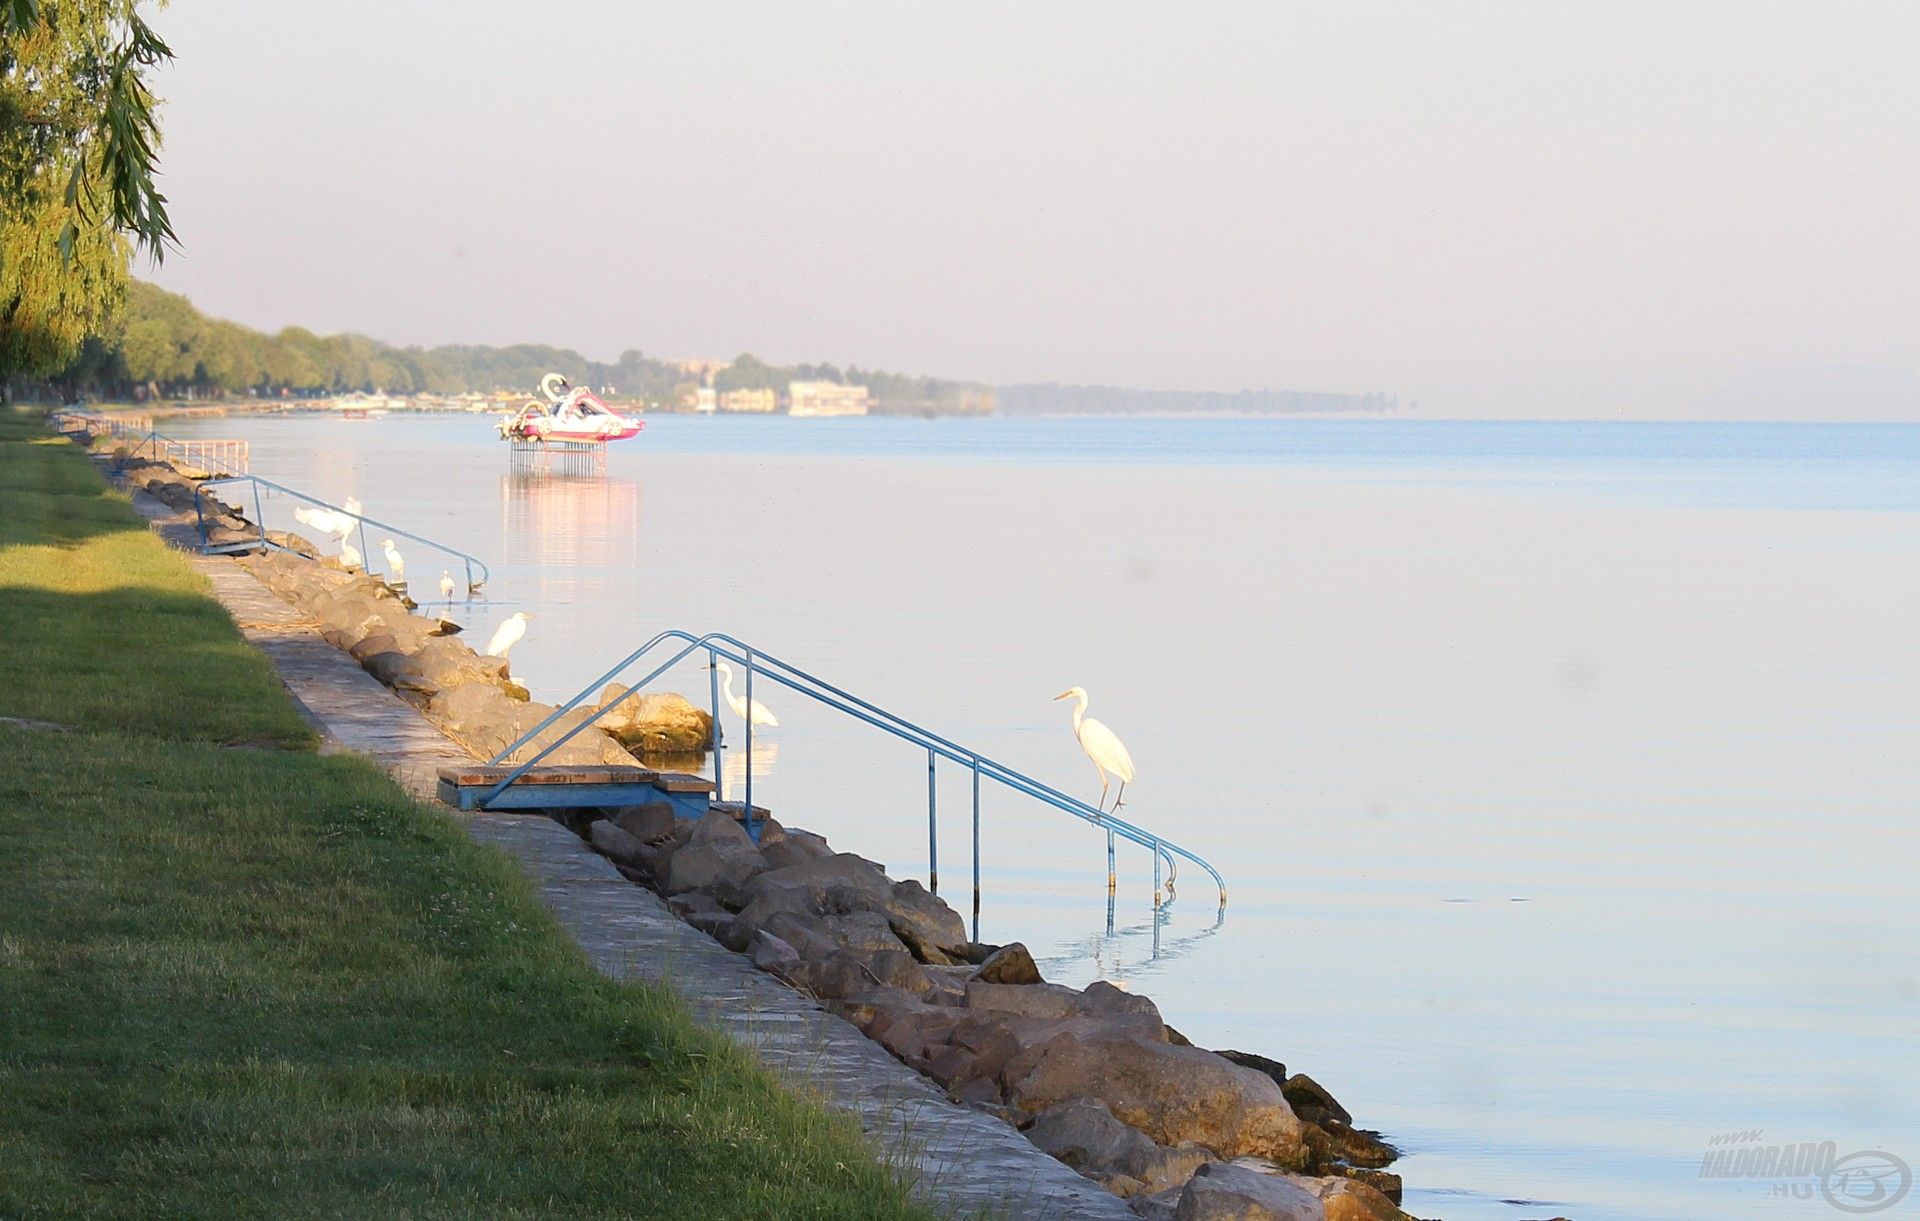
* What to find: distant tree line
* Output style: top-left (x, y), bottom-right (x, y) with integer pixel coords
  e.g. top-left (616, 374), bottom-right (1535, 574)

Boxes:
top-left (41, 281), bottom-right (688, 401)
top-left (36, 283), bottom-right (996, 410)
top-left (996, 384), bottom-right (1398, 416)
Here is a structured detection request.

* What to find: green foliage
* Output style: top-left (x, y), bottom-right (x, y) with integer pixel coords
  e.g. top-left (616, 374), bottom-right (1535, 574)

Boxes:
top-left (1, 1), bottom-right (175, 380)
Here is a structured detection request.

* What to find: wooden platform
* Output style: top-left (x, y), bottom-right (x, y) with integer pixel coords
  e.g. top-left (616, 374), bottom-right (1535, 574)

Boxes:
top-left (435, 763), bottom-right (716, 816)
top-left (437, 764), bottom-right (657, 787)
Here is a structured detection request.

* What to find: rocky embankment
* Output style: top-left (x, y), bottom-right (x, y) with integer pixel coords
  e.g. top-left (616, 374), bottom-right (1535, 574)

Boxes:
top-left (111, 443), bottom-right (1420, 1221)
top-left (111, 451), bottom-right (711, 766)
top-left (578, 808), bottom-right (1412, 1221)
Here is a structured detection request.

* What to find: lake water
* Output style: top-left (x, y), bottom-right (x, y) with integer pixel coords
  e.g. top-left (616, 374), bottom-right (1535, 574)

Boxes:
top-left (170, 412), bottom-right (1920, 1221)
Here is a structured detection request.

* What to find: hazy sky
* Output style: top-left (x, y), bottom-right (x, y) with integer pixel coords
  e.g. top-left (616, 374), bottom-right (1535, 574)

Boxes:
top-left (145, 3), bottom-right (1920, 419)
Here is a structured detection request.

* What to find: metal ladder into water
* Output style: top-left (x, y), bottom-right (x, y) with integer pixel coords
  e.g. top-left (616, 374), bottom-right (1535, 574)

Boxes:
top-left (445, 631), bottom-right (1229, 941)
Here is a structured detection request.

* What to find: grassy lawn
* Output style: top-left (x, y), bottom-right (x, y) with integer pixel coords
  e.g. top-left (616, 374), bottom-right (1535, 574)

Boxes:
top-left (0, 409), bottom-right (929, 1219)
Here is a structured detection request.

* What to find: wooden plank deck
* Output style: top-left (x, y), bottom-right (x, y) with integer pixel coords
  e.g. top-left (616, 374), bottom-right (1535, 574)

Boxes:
top-left (436, 764), bottom-right (658, 787)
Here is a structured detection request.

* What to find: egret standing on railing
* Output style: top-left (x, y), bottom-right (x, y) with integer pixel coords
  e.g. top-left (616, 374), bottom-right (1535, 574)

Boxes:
top-left (1055, 686), bottom-right (1135, 813)
top-left (486, 612), bottom-right (531, 658)
top-left (711, 662), bottom-right (780, 727)
top-left (381, 539), bottom-right (406, 583)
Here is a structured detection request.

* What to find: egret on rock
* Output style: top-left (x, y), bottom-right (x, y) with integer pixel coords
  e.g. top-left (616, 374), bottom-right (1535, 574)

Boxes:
top-left (486, 612), bottom-right (530, 658)
top-left (710, 662), bottom-right (780, 727)
top-left (339, 541), bottom-right (362, 571)
top-left (1055, 686), bottom-right (1135, 813)
top-left (380, 539), bottom-right (405, 583)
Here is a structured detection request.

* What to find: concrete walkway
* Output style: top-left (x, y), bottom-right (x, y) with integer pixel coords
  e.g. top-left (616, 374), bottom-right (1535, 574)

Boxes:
top-left (129, 489), bottom-right (1134, 1221)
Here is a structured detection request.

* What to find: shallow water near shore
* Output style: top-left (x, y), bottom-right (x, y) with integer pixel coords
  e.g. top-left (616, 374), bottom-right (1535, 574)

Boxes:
top-left (169, 412), bottom-right (1920, 1221)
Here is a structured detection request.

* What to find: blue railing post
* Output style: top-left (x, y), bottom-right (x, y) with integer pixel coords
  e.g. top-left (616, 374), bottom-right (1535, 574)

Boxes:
top-left (743, 645), bottom-right (756, 842)
top-left (708, 647), bottom-right (724, 802)
top-left (927, 749), bottom-right (938, 895)
top-left (971, 759), bottom-right (981, 943)
top-left (1107, 829), bottom-right (1117, 894)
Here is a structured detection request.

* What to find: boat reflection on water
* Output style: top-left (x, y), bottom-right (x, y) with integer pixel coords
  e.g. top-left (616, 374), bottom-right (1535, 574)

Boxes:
top-left (500, 470), bottom-right (642, 570)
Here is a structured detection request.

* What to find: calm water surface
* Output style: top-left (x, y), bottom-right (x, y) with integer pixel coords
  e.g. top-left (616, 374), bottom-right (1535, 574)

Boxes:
top-left (172, 413), bottom-right (1920, 1221)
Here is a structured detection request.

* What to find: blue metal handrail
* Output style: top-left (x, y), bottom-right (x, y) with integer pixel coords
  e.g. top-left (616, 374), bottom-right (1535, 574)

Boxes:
top-left (477, 630), bottom-right (1228, 930)
top-left (193, 473), bottom-right (490, 592)
top-left (109, 427), bottom-right (250, 478)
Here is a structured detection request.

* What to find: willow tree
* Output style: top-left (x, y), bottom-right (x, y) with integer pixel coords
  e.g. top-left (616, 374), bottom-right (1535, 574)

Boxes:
top-left (1, 0), bottom-right (173, 391)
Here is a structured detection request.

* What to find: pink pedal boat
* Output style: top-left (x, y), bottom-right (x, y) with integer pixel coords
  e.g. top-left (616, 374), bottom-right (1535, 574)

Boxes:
top-left (499, 373), bottom-right (644, 443)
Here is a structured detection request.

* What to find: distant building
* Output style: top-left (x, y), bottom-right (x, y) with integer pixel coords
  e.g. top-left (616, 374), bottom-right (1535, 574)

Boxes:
top-left (693, 386), bottom-right (718, 414)
top-left (787, 381), bottom-right (871, 417)
top-left (719, 387), bottom-right (778, 414)
top-left (672, 359), bottom-right (727, 383)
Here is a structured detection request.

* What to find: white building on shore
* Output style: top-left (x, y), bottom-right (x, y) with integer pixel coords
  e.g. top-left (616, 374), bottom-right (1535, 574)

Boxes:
top-left (787, 381), bottom-right (871, 417)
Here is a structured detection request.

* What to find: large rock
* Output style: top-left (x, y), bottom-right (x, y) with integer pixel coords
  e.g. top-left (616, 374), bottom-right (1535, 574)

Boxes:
top-left (363, 650), bottom-right (430, 689)
top-left (885, 878), bottom-right (968, 963)
top-left (966, 980), bottom-right (1081, 1020)
top-left (1292, 1176), bottom-right (1408, 1221)
top-left (760, 828), bottom-right (834, 870)
top-left (589, 820), bottom-right (648, 867)
top-left (412, 635), bottom-right (510, 689)
top-left (663, 810), bottom-right (767, 901)
top-left (1026, 1098), bottom-right (1212, 1196)
top-left (1281, 1075), bottom-right (1351, 1129)
top-left (825, 910), bottom-right (913, 957)
top-left (975, 941), bottom-right (1044, 985)
top-left (1304, 1122), bottom-right (1397, 1172)
top-left (789, 951), bottom-right (882, 1001)
top-left (596, 685), bottom-right (715, 754)
top-left (735, 853), bottom-right (968, 962)
top-left (747, 930), bottom-right (803, 978)
top-left (1005, 1036), bottom-right (1309, 1167)
top-left (1078, 980), bottom-right (1163, 1022)
top-left (608, 803), bottom-right (677, 843)
top-left (1174, 1163), bottom-right (1324, 1220)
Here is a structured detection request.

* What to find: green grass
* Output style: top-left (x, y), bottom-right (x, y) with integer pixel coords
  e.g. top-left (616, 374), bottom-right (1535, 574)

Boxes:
top-left (0, 409), bottom-right (930, 1219)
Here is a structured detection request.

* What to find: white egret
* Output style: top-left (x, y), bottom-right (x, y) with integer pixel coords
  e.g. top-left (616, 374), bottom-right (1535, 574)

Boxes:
top-left (439, 570), bottom-right (456, 601)
top-left (1055, 686), bottom-right (1136, 813)
top-left (710, 662), bottom-right (780, 727)
top-left (293, 505), bottom-right (346, 535)
top-left (339, 541), bottom-right (363, 570)
top-left (486, 612), bottom-right (531, 658)
top-left (380, 539), bottom-right (406, 582)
